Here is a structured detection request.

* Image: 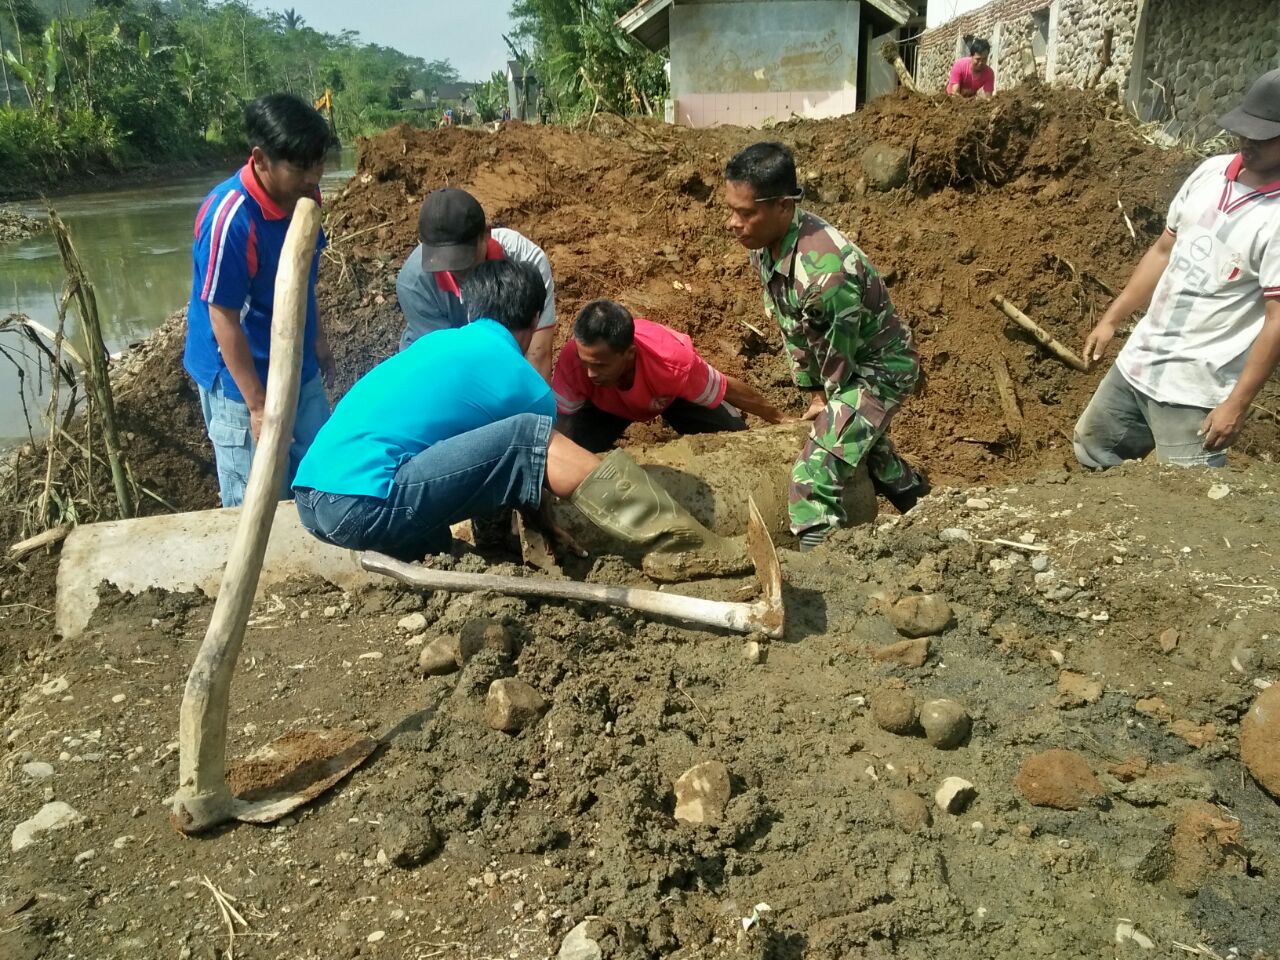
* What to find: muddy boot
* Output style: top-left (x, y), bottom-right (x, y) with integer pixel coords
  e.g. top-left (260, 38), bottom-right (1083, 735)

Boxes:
top-left (569, 449), bottom-right (749, 582)
top-left (873, 468), bottom-right (931, 515)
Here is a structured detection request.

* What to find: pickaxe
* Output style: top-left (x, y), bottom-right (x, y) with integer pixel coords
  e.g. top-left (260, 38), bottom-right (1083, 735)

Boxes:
top-left (360, 497), bottom-right (785, 638)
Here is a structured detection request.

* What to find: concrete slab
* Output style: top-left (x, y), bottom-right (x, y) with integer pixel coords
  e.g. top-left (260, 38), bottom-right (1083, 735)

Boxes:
top-left (55, 502), bottom-right (377, 639)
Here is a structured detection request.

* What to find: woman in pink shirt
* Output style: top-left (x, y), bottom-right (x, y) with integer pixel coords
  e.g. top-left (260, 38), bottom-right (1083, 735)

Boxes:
top-left (947, 38), bottom-right (994, 98)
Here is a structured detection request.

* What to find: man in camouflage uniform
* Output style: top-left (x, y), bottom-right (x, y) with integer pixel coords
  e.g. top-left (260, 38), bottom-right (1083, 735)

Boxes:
top-left (724, 142), bottom-right (927, 549)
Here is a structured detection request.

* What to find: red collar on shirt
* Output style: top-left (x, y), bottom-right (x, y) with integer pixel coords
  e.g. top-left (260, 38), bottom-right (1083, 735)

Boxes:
top-left (237, 158), bottom-right (322, 221)
top-left (434, 236), bottom-right (506, 295)
top-left (1224, 153), bottom-right (1280, 194)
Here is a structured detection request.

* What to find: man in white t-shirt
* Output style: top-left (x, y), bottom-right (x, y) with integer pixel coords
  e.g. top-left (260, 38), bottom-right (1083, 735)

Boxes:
top-left (396, 188), bottom-right (557, 380)
top-left (1074, 68), bottom-right (1280, 469)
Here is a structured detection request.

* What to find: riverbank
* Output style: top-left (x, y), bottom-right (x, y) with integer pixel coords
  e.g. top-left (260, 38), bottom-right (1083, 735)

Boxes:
top-left (0, 146), bottom-right (244, 204)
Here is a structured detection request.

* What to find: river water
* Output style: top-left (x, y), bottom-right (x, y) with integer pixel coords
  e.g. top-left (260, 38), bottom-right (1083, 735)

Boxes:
top-left (0, 148), bottom-right (356, 444)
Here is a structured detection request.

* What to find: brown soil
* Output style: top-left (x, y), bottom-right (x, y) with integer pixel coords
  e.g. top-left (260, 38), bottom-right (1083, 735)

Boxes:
top-left (2, 86), bottom-right (1280, 959)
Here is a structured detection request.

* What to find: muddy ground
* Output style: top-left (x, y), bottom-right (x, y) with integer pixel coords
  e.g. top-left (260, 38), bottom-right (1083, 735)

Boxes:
top-left (1, 85), bottom-right (1279, 958)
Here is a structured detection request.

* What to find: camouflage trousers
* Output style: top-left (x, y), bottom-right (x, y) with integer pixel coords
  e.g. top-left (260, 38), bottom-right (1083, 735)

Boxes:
top-left (789, 384), bottom-right (917, 535)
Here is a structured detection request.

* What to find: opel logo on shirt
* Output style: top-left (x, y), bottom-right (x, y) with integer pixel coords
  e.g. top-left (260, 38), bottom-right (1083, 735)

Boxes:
top-left (1189, 235), bottom-right (1214, 261)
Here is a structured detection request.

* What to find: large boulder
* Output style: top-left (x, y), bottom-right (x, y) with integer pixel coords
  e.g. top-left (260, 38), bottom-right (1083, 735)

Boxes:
top-left (861, 142), bottom-right (911, 191)
top-left (1240, 684), bottom-right (1280, 799)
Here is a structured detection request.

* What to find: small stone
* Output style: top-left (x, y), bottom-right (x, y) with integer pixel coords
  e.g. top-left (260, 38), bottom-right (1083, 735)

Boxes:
top-left (1159, 628), bottom-right (1179, 653)
top-left (1240, 684), bottom-right (1280, 799)
top-left (1054, 671), bottom-right (1103, 709)
top-left (1170, 801), bottom-right (1246, 896)
top-left (381, 818), bottom-right (442, 869)
top-left (885, 789), bottom-right (931, 833)
top-left (871, 637), bottom-right (930, 667)
top-left (919, 699), bottom-right (970, 749)
top-left (1031, 554), bottom-right (1050, 572)
top-left (73, 848), bottom-right (96, 865)
top-left (323, 605), bottom-right (339, 618)
top-left (418, 636), bottom-right (462, 676)
top-left (870, 687), bottom-right (918, 735)
top-left (21, 762), bottom-right (54, 781)
top-left (11, 801), bottom-right (84, 851)
top-left (397, 612), bottom-right (428, 633)
top-left (935, 777), bottom-right (975, 814)
top-left (742, 640), bottom-right (767, 664)
top-left (1014, 749), bottom-right (1104, 810)
top-left (485, 679), bottom-right (549, 733)
top-left (558, 920), bottom-right (605, 960)
top-left (1206, 483), bottom-right (1230, 500)
top-left (965, 497), bottom-right (992, 510)
top-left (673, 760), bottom-right (732, 826)
top-left (939, 527), bottom-right (972, 543)
top-left (367, 930), bottom-right (386, 943)
top-left (887, 594), bottom-right (953, 638)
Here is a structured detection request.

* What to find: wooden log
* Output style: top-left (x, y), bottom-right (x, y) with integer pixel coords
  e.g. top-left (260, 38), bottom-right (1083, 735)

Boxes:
top-left (989, 355), bottom-right (1023, 439)
top-left (990, 295), bottom-right (1088, 372)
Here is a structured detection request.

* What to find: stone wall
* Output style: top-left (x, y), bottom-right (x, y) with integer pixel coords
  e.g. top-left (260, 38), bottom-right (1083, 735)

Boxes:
top-left (1050, 0), bottom-right (1140, 89)
top-left (1133, 0), bottom-right (1280, 140)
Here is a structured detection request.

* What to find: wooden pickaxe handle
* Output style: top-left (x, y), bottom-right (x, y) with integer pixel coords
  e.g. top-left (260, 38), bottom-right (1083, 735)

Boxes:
top-left (173, 199), bottom-right (322, 833)
top-left (360, 552), bottom-right (782, 637)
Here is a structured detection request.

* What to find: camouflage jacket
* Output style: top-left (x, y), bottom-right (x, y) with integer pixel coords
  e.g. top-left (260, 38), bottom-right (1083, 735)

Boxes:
top-left (751, 209), bottom-right (919, 402)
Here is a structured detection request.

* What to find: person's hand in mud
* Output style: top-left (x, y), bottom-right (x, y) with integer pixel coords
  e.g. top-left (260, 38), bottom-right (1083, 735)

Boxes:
top-left (802, 391), bottom-right (828, 421)
top-left (1082, 317), bottom-right (1120, 369)
top-left (1199, 399), bottom-right (1247, 452)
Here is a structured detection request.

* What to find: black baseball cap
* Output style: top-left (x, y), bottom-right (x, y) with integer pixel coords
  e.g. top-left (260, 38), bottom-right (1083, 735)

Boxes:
top-left (1219, 68), bottom-right (1280, 142)
top-left (418, 188), bottom-right (486, 272)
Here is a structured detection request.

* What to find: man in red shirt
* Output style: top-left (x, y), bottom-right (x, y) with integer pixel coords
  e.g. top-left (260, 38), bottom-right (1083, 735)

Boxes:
top-left (553, 299), bottom-right (790, 452)
top-left (947, 38), bottom-right (994, 98)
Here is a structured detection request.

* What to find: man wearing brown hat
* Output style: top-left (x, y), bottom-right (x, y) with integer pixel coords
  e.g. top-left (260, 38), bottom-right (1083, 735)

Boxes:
top-left (1075, 68), bottom-right (1280, 469)
top-left (396, 188), bottom-right (556, 379)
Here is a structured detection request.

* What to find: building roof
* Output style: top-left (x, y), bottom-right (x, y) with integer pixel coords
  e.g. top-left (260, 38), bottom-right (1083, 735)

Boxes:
top-left (507, 60), bottom-right (536, 81)
top-left (617, 0), bottom-right (916, 51)
top-left (432, 82), bottom-right (477, 101)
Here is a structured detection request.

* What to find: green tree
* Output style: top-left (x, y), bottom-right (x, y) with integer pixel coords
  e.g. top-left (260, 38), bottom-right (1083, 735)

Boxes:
top-left (511, 0), bottom-right (666, 119)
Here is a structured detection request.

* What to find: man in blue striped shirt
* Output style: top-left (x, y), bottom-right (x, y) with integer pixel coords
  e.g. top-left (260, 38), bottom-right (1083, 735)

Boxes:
top-left (184, 93), bottom-right (335, 507)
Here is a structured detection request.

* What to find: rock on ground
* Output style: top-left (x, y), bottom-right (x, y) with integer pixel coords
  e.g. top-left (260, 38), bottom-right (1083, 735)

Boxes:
top-left (1054, 670), bottom-right (1103, 708)
top-left (935, 777), bottom-right (975, 814)
top-left (558, 919), bottom-right (605, 960)
top-left (919, 699), bottom-right (970, 749)
top-left (861, 142), bottom-right (910, 191)
top-left (485, 679), bottom-right (549, 733)
top-left (12, 801), bottom-right (83, 852)
top-left (1240, 684), bottom-right (1280, 799)
top-left (888, 594), bottom-right (953, 638)
top-left (886, 789), bottom-right (932, 833)
top-left (397, 612), bottom-right (428, 634)
top-left (674, 760), bottom-right (732, 826)
top-left (381, 817), bottom-right (442, 869)
top-left (871, 687), bottom-right (918, 735)
top-left (1170, 801), bottom-right (1247, 896)
top-left (871, 637), bottom-right (930, 667)
top-left (1015, 749), bottom-right (1104, 810)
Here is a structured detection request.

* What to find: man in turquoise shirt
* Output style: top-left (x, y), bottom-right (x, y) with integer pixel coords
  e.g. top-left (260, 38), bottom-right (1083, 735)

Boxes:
top-left (293, 260), bottom-right (743, 579)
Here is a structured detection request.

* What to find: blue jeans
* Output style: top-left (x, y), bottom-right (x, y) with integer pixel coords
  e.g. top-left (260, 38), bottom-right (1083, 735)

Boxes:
top-left (1073, 365), bottom-right (1225, 469)
top-left (295, 413), bottom-right (553, 561)
top-left (198, 374), bottom-right (332, 508)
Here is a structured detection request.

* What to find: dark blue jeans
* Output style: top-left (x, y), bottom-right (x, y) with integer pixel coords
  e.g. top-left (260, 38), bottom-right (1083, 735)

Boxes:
top-left (295, 413), bottom-right (552, 561)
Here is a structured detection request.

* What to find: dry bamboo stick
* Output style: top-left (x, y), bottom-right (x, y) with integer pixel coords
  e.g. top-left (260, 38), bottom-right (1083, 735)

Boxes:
top-left (9, 524), bottom-right (71, 559)
top-left (990, 295), bottom-right (1088, 372)
top-left (989, 355), bottom-right (1023, 438)
top-left (48, 208), bottom-right (135, 519)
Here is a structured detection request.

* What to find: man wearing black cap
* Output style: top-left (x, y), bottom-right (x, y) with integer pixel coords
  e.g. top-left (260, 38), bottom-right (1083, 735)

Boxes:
top-left (396, 188), bottom-right (556, 380)
top-left (1075, 68), bottom-right (1280, 470)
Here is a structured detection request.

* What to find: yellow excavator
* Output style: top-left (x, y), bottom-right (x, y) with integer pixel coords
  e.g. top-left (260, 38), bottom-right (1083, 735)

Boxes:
top-left (313, 89), bottom-right (340, 148)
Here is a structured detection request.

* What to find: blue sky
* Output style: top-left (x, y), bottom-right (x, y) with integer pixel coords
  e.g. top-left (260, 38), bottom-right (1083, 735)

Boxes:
top-left (263, 0), bottom-right (517, 81)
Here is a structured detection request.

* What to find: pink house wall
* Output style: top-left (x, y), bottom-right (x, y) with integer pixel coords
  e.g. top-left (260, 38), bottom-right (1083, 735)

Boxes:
top-left (675, 88), bottom-right (858, 128)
